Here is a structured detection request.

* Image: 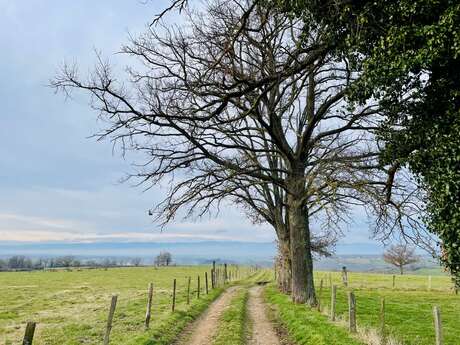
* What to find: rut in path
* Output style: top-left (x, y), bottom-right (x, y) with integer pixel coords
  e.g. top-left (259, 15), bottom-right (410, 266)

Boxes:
top-left (247, 285), bottom-right (281, 345)
top-left (175, 286), bottom-right (240, 345)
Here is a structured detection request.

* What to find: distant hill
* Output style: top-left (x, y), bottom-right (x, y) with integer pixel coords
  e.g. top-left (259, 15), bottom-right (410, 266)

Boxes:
top-left (0, 240), bottom-right (384, 257)
top-left (314, 254), bottom-right (445, 275)
top-left (0, 241), bottom-right (277, 265)
top-left (0, 241), bottom-right (443, 273)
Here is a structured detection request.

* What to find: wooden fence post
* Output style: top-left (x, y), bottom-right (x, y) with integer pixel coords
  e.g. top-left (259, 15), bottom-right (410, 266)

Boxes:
top-left (320, 279), bottom-right (323, 293)
top-left (212, 261), bottom-right (216, 287)
top-left (22, 321), bottom-right (36, 345)
top-left (428, 275), bottom-right (432, 291)
top-left (329, 273), bottom-right (332, 288)
top-left (224, 263), bottom-right (228, 284)
top-left (342, 266), bottom-right (348, 287)
top-left (348, 291), bottom-right (357, 333)
top-left (172, 279), bottom-right (176, 312)
top-left (380, 297), bottom-right (386, 344)
top-left (433, 306), bottom-right (443, 345)
top-left (145, 283), bottom-right (153, 329)
top-left (103, 294), bottom-right (118, 345)
top-left (392, 275), bottom-right (395, 290)
top-left (197, 275), bottom-right (200, 298)
top-left (330, 285), bottom-right (337, 321)
top-left (211, 269), bottom-right (215, 289)
top-left (187, 276), bottom-right (191, 304)
top-left (205, 272), bottom-right (209, 294)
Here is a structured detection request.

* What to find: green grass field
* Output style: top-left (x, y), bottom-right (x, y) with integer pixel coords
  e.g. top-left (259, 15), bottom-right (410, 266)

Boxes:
top-left (313, 271), bottom-right (460, 345)
top-left (1, 267), bottom-right (458, 345)
top-left (0, 266), bottom-right (241, 345)
top-left (314, 270), bottom-right (455, 292)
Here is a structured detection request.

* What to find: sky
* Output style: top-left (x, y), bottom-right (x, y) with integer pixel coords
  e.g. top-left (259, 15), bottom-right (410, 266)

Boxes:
top-left (0, 0), bottom-right (379, 247)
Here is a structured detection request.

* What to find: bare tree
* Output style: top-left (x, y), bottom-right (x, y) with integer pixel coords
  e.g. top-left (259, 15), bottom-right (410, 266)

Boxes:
top-left (154, 251), bottom-right (172, 266)
top-left (53, 0), bottom-right (428, 305)
top-left (163, 252), bottom-right (172, 266)
top-left (132, 257), bottom-right (142, 266)
top-left (384, 244), bottom-right (419, 275)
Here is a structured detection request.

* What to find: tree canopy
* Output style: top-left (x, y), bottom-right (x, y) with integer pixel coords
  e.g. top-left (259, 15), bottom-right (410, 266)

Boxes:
top-left (383, 244), bottom-right (419, 275)
top-left (274, 0), bottom-right (460, 286)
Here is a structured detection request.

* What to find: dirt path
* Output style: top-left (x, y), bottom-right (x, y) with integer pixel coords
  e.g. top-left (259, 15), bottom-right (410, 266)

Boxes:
top-left (247, 285), bottom-right (281, 345)
top-left (176, 286), bottom-right (240, 345)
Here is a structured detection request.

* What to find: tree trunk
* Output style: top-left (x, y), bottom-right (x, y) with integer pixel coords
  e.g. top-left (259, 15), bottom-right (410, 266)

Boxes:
top-left (400, 265), bottom-right (403, 275)
top-left (288, 197), bottom-right (316, 306)
top-left (304, 214), bottom-right (316, 306)
top-left (277, 236), bottom-right (292, 293)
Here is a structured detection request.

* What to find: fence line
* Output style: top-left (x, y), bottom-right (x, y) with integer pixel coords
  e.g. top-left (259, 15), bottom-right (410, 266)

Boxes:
top-left (317, 284), bottom-right (446, 345)
top-left (11, 263), bottom-right (257, 344)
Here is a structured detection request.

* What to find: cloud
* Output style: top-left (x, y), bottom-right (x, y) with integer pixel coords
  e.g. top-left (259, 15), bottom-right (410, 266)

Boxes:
top-left (0, 230), bottom-right (238, 243)
top-left (0, 213), bottom-right (84, 231)
top-left (0, 186), bottom-right (276, 243)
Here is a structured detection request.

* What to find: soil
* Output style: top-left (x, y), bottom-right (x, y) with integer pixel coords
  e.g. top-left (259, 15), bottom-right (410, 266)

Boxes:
top-left (175, 286), bottom-right (240, 345)
top-left (247, 285), bottom-right (281, 345)
top-left (176, 285), bottom-right (283, 345)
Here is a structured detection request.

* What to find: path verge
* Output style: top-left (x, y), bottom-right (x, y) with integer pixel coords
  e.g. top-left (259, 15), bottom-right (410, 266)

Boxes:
top-left (264, 285), bottom-right (365, 345)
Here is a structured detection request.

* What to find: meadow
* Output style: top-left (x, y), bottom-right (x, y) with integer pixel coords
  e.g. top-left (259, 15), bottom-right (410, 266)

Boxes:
top-left (0, 267), bottom-right (458, 345)
top-left (312, 271), bottom-right (459, 345)
top-left (0, 266), bottom-right (236, 345)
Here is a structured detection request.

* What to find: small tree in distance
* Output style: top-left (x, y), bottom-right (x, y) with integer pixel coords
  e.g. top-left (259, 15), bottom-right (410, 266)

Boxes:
top-left (384, 244), bottom-right (419, 275)
top-left (132, 257), bottom-right (142, 267)
top-left (154, 252), bottom-right (172, 267)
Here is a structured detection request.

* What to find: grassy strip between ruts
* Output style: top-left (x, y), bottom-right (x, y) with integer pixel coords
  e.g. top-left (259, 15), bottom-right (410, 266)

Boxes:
top-left (212, 288), bottom-right (249, 345)
top-left (131, 287), bottom-right (225, 345)
top-left (264, 285), bottom-right (365, 345)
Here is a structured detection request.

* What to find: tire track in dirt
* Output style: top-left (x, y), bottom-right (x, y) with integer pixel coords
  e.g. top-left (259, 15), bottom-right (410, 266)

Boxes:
top-left (247, 285), bottom-right (281, 345)
top-left (175, 286), bottom-right (240, 345)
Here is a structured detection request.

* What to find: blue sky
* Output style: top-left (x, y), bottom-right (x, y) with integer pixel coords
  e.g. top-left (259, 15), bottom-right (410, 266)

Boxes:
top-left (0, 0), bottom-right (378, 246)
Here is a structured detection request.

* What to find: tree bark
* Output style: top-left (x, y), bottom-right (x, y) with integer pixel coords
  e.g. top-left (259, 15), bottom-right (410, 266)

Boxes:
top-left (287, 184), bottom-right (316, 305)
top-left (277, 236), bottom-right (292, 293)
top-left (304, 214), bottom-right (316, 306)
